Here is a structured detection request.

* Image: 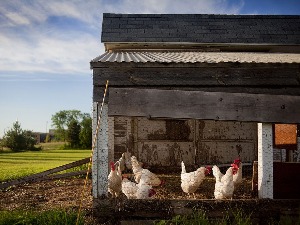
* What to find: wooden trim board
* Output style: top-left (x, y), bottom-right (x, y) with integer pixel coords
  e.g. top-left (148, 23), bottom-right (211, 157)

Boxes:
top-left (108, 88), bottom-right (300, 123)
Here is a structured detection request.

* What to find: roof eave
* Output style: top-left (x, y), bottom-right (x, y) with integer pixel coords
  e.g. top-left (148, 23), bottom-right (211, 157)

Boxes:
top-left (103, 42), bottom-right (300, 53)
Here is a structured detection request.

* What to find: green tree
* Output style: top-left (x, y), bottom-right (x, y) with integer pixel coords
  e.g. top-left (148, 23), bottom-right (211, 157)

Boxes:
top-left (24, 130), bottom-right (36, 150)
top-left (2, 121), bottom-right (37, 152)
top-left (67, 119), bottom-right (81, 148)
top-left (51, 110), bottom-right (83, 141)
top-left (51, 110), bottom-right (92, 148)
top-left (79, 116), bottom-right (92, 149)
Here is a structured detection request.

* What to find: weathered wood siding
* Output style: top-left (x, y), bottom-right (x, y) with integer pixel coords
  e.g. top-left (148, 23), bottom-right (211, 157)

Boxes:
top-left (108, 88), bottom-right (300, 124)
top-left (113, 117), bottom-right (131, 159)
top-left (93, 65), bottom-right (300, 87)
top-left (112, 117), bottom-right (257, 167)
top-left (92, 63), bottom-right (300, 103)
top-left (196, 120), bottom-right (257, 165)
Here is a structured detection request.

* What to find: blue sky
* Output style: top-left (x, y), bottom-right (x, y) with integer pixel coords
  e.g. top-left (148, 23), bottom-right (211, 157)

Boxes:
top-left (0, 0), bottom-right (299, 137)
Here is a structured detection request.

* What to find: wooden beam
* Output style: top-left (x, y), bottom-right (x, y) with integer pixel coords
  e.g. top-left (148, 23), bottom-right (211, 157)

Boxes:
top-left (93, 66), bottom-right (300, 86)
top-left (93, 86), bottom-right (300, 102)
top-left (108, 88), bottom-right (300, 123)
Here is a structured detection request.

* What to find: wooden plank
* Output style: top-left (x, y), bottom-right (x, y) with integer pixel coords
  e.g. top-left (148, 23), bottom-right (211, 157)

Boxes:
top-left (0, 157), bottom-right (90, 190)
top-left (45, 170), bottom-right (88, 180)
top-left (93, 66), bottom-right (300, 86)
top-left (108, 88), bottom-right (300, 123)
top-left (94, 86), bottom-right (300, 102)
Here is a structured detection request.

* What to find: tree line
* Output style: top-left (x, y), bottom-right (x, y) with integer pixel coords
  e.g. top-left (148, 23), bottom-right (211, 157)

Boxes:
top-left (1, 110), bottom-right (92, 152)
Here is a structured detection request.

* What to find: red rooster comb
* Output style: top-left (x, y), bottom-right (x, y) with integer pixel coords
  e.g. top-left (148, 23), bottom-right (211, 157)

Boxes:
top-left (231, 163), bottom-right (239, 175)
top-left (233, 158), bottom-right (241, 165)
top-left (231, 163), bottom-right (239, 169)
top-left (110, 162), bottom-right (115, 171)
top-left (205, 166), bottom-right (212, 174)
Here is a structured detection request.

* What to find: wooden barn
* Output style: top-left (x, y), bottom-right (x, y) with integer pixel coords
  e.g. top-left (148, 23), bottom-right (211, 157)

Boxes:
top-left (90, 13), bottom-right (300, 222)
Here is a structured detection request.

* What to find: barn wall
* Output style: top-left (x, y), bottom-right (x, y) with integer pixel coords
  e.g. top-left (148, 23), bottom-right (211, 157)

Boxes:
top-left (112, 117), bottom-right (134, 159)
top-left (196, 120), bottom-right (257, 165)
top-left (112, 117), bottom-right (257, 167)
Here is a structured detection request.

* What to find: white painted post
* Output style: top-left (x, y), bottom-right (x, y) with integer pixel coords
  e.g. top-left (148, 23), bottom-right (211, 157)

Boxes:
top-left (257, 123), bottom-right (273, 199)
top-left (97, 103), bottom-right (109, 197)
top-left (92, 102), bottom-right (98, 198)
top-left (92, 102), bottom-right (109, 198)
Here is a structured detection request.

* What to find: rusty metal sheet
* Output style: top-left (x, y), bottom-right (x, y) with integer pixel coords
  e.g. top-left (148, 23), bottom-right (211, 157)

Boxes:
top-left (274, 124), bottom-right (297, 149)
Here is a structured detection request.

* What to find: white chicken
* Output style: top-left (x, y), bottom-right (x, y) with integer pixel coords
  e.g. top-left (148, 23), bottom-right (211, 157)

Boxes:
top-left (108, 161), bottom-right (122, 198)
top-left (121, 177), bottom-right (138, 199)
top-left (212, 158), bottom-right (243, 189)
top-left (212, 164), bottom-right (224, 182)
top-left (213, 163), bottom-right (239, 200)
top-left (118, 150), bottom-right (132, 172)
top-left (180, 161), bottom-right (211, 198)
top-left (121, 174), bottom-right (156, 199)
top-left (131, 156), bottom-right (163, 187)
top-left (233, 159), bottom-right (243, 187)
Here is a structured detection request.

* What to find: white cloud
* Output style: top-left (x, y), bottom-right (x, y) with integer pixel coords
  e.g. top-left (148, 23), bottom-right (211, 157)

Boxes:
top-left (5, 12), bottom-right (31, 25)
top-left (0, 0), bottom-right (245, 80)
top-left (0, 32), bottom-right (103, 76)
top-left (102, 0), bottom-right (244, 14)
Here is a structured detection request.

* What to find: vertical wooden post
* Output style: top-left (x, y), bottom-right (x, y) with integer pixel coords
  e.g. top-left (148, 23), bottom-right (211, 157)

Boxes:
top-left (92, 102), bottom-right (109, 198)
top-left (108, 117), bottom-right (114, 165)
top-left (92, 102), bottom-right (98, 198)
top-left (97, 103), bottom-right (109, 197)
top-left (133, 118), bottom-right (139, 158)
top-left (257, 123), bottom-right (273, 199)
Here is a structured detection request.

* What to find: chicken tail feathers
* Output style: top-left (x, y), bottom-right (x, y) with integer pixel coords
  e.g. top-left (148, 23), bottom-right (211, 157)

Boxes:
top-left (181, 161), bottom-right (186, 174)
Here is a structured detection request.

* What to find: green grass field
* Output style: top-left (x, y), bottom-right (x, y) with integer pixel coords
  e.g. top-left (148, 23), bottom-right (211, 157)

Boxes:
top-left (0, 142), bottom-right (91, 182)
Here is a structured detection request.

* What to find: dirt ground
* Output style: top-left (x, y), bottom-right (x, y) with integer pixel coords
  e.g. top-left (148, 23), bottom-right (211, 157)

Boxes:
top-left (0, 178), bottom-right (93, 211)
top-left (0, 173), bottom-right (253, 212)
top-left (2, 174), bottom-right (299, 225)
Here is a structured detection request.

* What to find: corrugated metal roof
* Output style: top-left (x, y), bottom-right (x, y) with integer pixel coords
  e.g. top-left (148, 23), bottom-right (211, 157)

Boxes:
top-left (92, 51), bottom-right (300, 64)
